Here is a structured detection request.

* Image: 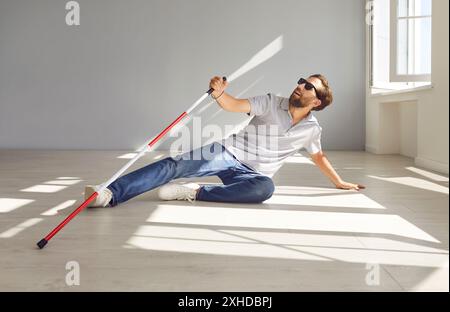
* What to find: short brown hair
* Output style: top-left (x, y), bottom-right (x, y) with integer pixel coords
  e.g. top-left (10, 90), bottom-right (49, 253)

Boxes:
top-left (309, 74), bottom-right (333, 111)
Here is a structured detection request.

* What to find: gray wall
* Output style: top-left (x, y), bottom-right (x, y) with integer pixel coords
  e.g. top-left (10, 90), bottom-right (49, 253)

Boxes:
top-left (0, 0), bottom-right (365, 151)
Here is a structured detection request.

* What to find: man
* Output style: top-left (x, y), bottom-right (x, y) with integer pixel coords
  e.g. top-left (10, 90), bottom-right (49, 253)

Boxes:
top-left (85, 74), bottom-right (364, 207)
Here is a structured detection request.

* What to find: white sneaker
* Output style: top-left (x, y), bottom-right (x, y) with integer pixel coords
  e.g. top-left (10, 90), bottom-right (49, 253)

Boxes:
top-left (157, 183), bottom-right (200, 202)
top-left (84, 185), bottom-right (113, 208)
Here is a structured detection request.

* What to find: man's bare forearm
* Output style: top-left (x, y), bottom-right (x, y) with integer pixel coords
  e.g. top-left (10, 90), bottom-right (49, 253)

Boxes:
top-left (311, 152), bottom-right (365, 190)
top-left (214, 92), bottom-right (238, 110)
top-left (312, 154), bottom-right (343, 186)
top-left (214, 92), bottom-right (250, 113)
top-left (209, 76), bottom-right (251, 113)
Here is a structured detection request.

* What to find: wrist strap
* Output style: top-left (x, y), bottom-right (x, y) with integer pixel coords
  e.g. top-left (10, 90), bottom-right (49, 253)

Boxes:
top-left (211, 91), bottom-right (224, 100)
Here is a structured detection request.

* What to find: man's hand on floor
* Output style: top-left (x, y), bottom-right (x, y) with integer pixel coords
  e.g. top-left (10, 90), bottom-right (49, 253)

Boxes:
top-left (335, 181), bottom-right (366, 191)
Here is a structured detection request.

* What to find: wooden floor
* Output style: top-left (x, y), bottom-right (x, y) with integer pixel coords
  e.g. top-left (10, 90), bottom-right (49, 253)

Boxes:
top-left (0, 150), bottom-right (448, 291)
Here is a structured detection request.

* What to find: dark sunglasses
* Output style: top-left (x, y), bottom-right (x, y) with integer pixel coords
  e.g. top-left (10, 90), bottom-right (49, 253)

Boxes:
top-left (297, 78), bottom-right (320, 97)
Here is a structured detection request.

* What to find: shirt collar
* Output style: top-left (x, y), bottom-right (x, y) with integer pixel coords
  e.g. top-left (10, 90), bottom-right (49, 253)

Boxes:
top-left (280, 97), bottom-right (316, 124)
top-left (280, 97), bottom-right (289, 111)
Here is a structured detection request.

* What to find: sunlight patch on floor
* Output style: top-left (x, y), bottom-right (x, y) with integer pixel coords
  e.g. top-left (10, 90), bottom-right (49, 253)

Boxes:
top-left (126, 235), bottom-right (330, 261)
top-left (117, 153), bottom-right (138, 159)
top-left (125, 225), bottom-right (447, 266)
top-left (0, 198), bottom-right (34, 213)
top-left (405, 167), bottom-right (449, 182)
top-left (147, 205), bottom-right (439, 243)
top-left (20, 185), bottom-right (68, 193)
top-left (0, 218), bottom-right (43, 238)
top-left (369, 176), bottom-right (448, 195)
top-left (289, 245), bottom-right (448, 267)
top-left (265, 193), bottom-right (385, 209)
top-left (44, 180), bottom-right (82, 186)
top-left (412, 262), bottom-right (449, 291)
top-left (40, 200), bottom-right (77, 216)
top-left (274, 186), bottom-right (349, 196)
top-left (126, 225), bottom-right (329, 261)
top-left (355, 236), bottom-right (448, 253)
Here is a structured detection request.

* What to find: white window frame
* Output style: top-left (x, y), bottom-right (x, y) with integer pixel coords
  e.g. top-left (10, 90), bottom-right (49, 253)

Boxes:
top-left (390, 0), bottom-right (432, 82)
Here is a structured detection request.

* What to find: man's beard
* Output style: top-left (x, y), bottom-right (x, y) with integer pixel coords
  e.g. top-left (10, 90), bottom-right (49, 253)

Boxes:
top-left (289, 94), bottom-right (305, 108)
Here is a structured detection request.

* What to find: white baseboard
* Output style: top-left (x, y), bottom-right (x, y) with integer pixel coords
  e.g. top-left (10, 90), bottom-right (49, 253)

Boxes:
top-left (415, 157), bottom-right (449, 175)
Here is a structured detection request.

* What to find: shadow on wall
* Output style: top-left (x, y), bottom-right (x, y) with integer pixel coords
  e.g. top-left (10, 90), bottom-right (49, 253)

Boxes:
top-left (156, 35), bottom-right (284, 152)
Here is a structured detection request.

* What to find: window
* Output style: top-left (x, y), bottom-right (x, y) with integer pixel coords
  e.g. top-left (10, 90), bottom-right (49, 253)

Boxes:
top-left (370, 0), bottom-right (432, 91)
top-left (390, 0), bottom-right (432, 82)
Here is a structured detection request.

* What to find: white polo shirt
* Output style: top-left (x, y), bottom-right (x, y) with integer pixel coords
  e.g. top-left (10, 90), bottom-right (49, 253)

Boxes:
top-left (222, 93), bottom-right (322, 177)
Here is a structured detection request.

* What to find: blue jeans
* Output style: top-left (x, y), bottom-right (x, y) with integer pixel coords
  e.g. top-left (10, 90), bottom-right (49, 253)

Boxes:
top-left (107, 142), bottom-right (274, 206)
